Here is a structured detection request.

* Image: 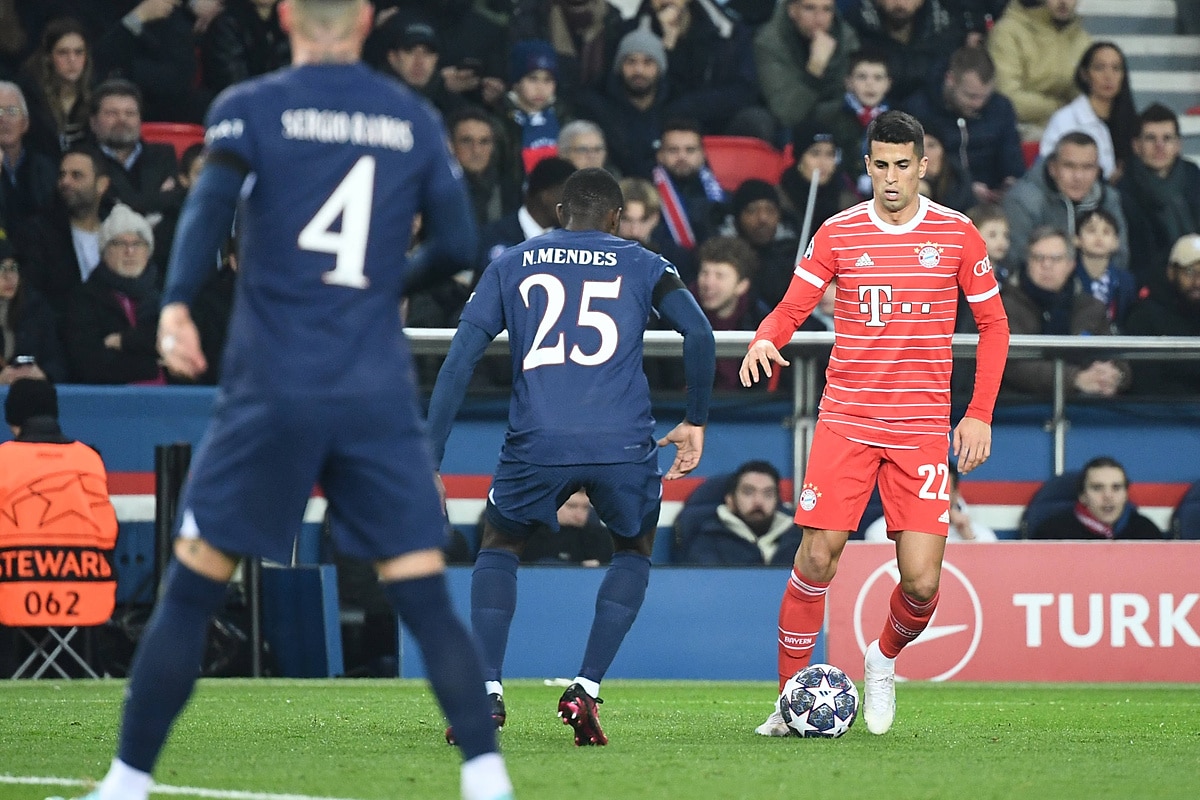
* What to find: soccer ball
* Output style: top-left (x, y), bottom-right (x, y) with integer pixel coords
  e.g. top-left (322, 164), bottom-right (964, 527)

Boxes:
top-left (778, 663), bottom-right (859, 738)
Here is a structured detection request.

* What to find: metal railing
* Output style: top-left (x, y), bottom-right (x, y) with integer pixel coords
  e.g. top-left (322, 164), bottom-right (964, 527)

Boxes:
top-left (406, 329), bottom-right (1200, 480)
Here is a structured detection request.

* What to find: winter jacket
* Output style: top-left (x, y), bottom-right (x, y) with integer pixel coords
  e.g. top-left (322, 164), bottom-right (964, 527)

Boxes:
top-left (1117, 156), bottom-right (1200, 293)
top-left (753, 4), bottom-right (859, 129)
top-left (1123, 285), bottom-right (1200, 397)
top-left (679, 505), bottom-right (801, 565)
top-left (843, 0), bottom-right (965, 106)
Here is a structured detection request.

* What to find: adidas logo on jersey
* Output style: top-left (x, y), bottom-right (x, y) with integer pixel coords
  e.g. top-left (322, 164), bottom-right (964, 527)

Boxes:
top-left (937, 510), bottom-right (950, 524)
top-left (855, 252), bottom-right (875, 267)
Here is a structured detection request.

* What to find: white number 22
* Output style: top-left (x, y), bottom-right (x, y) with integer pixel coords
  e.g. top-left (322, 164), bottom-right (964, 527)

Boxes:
top-left (917, 462), bottom-right (951, 501)
top-left (519, 273), bottom-right (621, 371)
top-left (298, 155), bottom-right (375, 289)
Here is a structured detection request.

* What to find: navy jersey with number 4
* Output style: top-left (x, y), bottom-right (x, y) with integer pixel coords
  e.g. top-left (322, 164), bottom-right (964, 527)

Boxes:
top-left (179, 63), bottom-right (469, 396)
top-left (461, 229), bottom-right (674, 465)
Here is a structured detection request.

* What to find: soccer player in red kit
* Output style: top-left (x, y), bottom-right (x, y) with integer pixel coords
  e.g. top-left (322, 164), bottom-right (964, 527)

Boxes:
top-left (739, 110), bottom-right (1009, 736)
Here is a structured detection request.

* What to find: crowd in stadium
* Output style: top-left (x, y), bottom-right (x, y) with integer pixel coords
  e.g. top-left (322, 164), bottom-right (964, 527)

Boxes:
top-left (0, 0), bottom-right (1198, 397)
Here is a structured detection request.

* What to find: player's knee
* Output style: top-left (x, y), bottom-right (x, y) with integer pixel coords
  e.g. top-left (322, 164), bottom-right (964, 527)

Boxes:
top-left (899, 573), bottom-right (939, 603)
top-left (794, 546), bottom-right (837, 582)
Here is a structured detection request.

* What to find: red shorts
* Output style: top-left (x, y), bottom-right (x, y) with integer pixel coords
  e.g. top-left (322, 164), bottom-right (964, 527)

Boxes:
top-left (794, 421), bottom-right (951, 537)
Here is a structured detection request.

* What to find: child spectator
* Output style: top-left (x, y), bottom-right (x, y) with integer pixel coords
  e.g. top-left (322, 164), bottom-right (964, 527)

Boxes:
top-left (815, 49), bottom-right (891, 198)
top-left (499, 39), bottom-right (567, 175)
top-left (966, 202), bottom-right (1011, 282)
top-left (1074, 207), bottom-right (1138, 327)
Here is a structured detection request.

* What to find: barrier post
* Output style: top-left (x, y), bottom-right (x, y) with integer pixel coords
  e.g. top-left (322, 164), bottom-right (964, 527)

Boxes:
top-left (153, 442), bottom-right (191, 598)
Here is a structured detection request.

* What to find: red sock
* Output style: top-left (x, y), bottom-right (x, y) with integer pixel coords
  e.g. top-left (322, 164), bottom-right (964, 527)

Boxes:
top-left (878, 585), bottom-right (939, 659)
top-left (776, 568), bottom-right (828, 690)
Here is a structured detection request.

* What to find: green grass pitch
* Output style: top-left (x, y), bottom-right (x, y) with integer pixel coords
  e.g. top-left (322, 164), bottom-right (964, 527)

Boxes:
top-left (2, 679), bottom-right (1198, 799)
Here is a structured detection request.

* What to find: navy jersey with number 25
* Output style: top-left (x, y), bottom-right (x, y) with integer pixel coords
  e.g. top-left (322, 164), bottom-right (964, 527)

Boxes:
top-left (461, 229), bottom-right (675, 465)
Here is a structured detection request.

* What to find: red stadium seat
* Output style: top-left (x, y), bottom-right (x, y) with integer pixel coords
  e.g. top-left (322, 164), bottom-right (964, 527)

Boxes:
top-left (1021, 140), bottom-right (1040, 169)
top-left (1187, 105), bottom-right (1200, 115)
top-left (702, 135), bottom-right (788, 192)
top-left (141, 122), bottom-right (206, 161)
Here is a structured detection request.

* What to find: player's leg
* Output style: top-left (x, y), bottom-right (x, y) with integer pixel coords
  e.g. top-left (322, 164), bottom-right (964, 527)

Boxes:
top-left (565, 456), bottom-right (659, 746)
top-left (862, 441), bottom-right (952, 735)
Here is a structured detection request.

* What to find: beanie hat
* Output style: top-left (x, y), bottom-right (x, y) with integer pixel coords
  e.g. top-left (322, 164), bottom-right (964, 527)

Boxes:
top-left (732, 179), bottom-right (780, 217)
top-left (99, 203), bottom-right (154, 253)
top-left (5, 378), bottom-right (58, 427)
top-left (613, 26), bottom-right (667, 75)
top-left (791, 119), bottom-right (838, 158)
top-left (510, 39), bottom-right (558, 84)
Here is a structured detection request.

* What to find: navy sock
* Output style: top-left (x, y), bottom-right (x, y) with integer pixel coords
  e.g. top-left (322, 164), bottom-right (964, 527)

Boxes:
top-left (118, 561), bottom-right (228, 773)
top-left (469, 549), bottom-right (519, 683)
top-left (383, 574), bottom-right (497, 760)
top-left (578, 551), bottom-right (651, 684)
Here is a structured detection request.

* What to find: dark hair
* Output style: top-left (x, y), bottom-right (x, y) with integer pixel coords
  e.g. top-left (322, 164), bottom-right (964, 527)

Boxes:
top-left (445, 104), bottom-right (496, 135)
top-left (1074, 42), bottom-right (1137, 166)
top-left (60, 144), bottom-right (104, 175)
top-left (866, 109), bottom-right (925, 157)
top-left (181, 142), bottom-right (205, 176)
top-left (25, 17), bottom-right (92, 133)
top-left (728, 460), bottom-right (781, 495)
top-left (659, 117), bottom-right (703, 144)
top-left (948, 45), bottom-right (995, 84)
top-left (696, 235), bottom-right (759, 281)
top-left (1137, 102), bottom-right (1180, 137)
top-left (525, 156), bottom-right (576, 197)
top-left (1076, 207), bottom-right (1119, 234)
top-left (1077, 456), bottom-right (1128, 495)
top-left (1053, 130), bottom-right (1099, 157)
top-left (560, 167), bottom-right (622, 221)
top-left (847, 48), bottom-right (889, 75)
top-left (91, 78), bottom-right (143, 116)
top-left (966, 202), bottom-right (1007, 229)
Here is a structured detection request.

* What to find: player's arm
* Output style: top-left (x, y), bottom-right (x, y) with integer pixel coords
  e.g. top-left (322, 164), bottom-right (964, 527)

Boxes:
top-left (652, 272), bottom-right (714, 479)
top-left (159, 151), bottom-right (248, 379)
top-left (740, 259), bottom-right (829, 386)
top-left (425, 320), bottom-right (494, 467)
top-left (956, 244), bottom-right (1011, 474)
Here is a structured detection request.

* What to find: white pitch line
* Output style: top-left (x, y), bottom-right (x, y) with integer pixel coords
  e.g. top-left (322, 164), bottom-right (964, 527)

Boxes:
top-left (0, 775), bottom-right (365, 800)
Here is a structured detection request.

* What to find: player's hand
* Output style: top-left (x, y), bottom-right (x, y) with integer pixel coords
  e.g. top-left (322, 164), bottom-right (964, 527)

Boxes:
top-left (953, 416), bottom-right (991, 475)
top-left (158, 302), bottom-right (207, 380)
top-left (739, 339), bottom-right (789, 387)
top-left (658, 421), bottom-right (704, 480)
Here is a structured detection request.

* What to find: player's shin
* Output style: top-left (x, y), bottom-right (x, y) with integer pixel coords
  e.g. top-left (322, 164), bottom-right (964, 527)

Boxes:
top-left (776, 568), bottom-right (829, 689)
top-left (878, 585), bottom-right (939, 658)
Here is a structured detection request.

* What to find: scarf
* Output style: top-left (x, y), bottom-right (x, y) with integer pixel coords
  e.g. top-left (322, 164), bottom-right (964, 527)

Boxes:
top-left (88, 263), bottom-right (165, 384)
top-left (845, 92), bottom-right (886, 130)
top-left (1123, 158), bottom-right (1199, 248)
top-left (652, 166), bottom-right (726, 250)
top-left (1018, 269), bottom-right (1075, 335)
top-left (1072, 500), bottom-right (1133, 539)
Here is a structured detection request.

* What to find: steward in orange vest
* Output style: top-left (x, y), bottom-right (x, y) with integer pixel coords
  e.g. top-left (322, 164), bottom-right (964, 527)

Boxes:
top-left (0, 379), bottom-right (117, 626)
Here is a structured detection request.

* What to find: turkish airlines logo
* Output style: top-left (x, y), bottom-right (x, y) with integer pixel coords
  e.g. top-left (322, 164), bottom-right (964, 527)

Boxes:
top-left (853, 558), bottom-right (982, 681)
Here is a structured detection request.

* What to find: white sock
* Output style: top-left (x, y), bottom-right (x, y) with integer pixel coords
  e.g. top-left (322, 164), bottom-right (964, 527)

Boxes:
top-left (461, 752), bottom-right (512, 800)
top-left (572, 676), bottom-right (601, 698)
top-left (484, 680), bottom-right (503, 697)
top-left (866, 640), bottom-right (896, 670)
top-left (97, 758), bottom-right (152, 800)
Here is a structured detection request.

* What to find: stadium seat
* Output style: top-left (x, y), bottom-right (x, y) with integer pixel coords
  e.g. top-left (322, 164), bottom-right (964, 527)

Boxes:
top-left (1018, 471), bottom-right (1081, 539)
top-left (141, 121), bottom-right (206, 161)
top-left (702, 136), bottom-right (788, 192)
top-left (672, 473), bottom-right (733, 562)
top-left (1021, 140), bottom-right (1040, 169)
top-left (1169, 479), bottom-right (1200, 539)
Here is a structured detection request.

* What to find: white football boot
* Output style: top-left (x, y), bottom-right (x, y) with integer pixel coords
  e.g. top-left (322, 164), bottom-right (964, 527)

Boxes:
top-left (754, 706), bottom-right (790, 737)
top-left (862, 639), bottom-right (896, 735)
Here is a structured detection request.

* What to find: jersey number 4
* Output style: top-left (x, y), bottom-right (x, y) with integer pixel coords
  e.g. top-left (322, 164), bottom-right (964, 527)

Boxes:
top-left (299, 156), bottom-right (375, 289)
top-left (519, 273), bottom-right (622, 371)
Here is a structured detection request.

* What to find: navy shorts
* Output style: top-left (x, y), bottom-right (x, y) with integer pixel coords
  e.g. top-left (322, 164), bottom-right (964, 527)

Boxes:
top-left (484, 448), bottom-right (662, 541)
top-left (178, 389), bottom-right (445, 564)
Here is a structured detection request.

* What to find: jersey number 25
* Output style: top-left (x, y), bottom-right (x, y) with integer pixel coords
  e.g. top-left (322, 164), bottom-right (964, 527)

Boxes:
top-left (520, 273), bottom-right (621, 371)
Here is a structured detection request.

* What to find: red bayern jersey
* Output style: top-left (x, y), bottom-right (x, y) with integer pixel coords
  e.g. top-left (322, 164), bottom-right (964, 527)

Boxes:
top-left (754, 196), bottom-right (1010, 448)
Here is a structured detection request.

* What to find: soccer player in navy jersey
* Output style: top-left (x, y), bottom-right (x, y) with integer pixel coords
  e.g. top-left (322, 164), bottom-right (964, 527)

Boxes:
top-left (427, 167), bottom-right (715, 746)
top-left (73, 2), bottom-right (514, 800)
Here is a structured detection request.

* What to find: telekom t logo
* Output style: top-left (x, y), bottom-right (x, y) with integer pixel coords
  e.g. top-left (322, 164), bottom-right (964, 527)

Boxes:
top-left (858, 285), bottom-right (891, 327)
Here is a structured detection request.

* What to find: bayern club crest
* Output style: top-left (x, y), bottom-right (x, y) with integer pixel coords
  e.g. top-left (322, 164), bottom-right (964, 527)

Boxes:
top-left (799, 482), bottom-right (822, 511)
top-left (915, 242), bottom-right (943, 268)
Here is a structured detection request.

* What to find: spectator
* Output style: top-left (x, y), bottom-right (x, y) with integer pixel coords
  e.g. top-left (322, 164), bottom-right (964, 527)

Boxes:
top-left (1039, 41), bottom-right (1138, 183)
top-left (965, 201), bottom-right (1010, 280)
top-left (15, 147), bottom-right (111, 323)
top-left (1117, 103), bottom-right (1200, 294)
top-left (617, 175), bottom-right (693, 280)
top-left (521, 489), bottom-right (614, 566)
top-left (88, 78), bottom-right (183, 254)
top-left (201, 0), bottom-right (290, 96)
top-left (375, 15), bottom-right (467, 119)
top-left (678, 460), bottom-right (802, 566)
top-left (999, 226), bottom-right (1129, 399)
top-left (902, 44), bottom-right (1025, 204)
top-left (575, 25), bottom-right (671, 179)
top-left (1073, 208), bottom-right (1137, 327)
top-left (753, 0), bottom-right (860, 133)
top-left (447, 105), bottom-right (522, 232)
top-left (1123, 234), bottom-right (1200, 398)
top-left (507, 0), bottom-right (625, 100)
top-left (65, 203), bottom-right (163, 385)
top-left (843, 0), bottom-right (966, 107)
top-left (0, 81), bottom-right (57, 228)
top-left (622, 0), bottom-right (772, 140)
top-left (18, 16), bottom-right (93, 153)
top-left (690, 235), bottom-right (768, 390)
top-left (987, 0), bottom-right (1091, 142)
top-left (864, 460), bottom-right (996, 541)
top-left (0, 231), bottom-right (66, 384)
top-left (917, 128), bottom-right (974, 212)
top-left (1003, 131), bottom-right (1128, 275)
top-left (477, 155), bottom-right (576, 273)
top-left (778, 118), bottom-right (859, 245)
top-left (651, 117), bottom-right (726, 251)
top-left (498, 39), bottom-right (569, 176)
top-left (1030, 456), bottom-right (1164, 540)
top-left (404, 0), bottom-right (509, 111)
top-left (724, 178), bottom-right (800, 308)
top-left (557, 119), bottom-right (611, 172)
top-left (813, 47), bottom-right (891, 198)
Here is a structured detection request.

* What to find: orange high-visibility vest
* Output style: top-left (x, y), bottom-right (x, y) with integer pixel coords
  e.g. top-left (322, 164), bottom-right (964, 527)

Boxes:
top-left (0, 440), bottom-right (118, 626)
